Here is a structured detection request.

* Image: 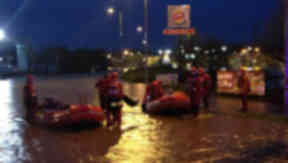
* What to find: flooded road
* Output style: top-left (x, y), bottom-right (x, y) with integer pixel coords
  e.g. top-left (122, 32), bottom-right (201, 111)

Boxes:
top-left (1, 76), bottom-right (288, 163)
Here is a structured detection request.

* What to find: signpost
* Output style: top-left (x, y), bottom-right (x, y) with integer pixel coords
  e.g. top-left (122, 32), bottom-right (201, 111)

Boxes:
top-left (163, 28), bottom-right (195, 35)
top-left (163, 4), bottom-right (196, 36)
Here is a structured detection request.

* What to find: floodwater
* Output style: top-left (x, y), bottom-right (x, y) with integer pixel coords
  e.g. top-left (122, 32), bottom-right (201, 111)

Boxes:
top-left (0, 75), bottom-right (288, 163)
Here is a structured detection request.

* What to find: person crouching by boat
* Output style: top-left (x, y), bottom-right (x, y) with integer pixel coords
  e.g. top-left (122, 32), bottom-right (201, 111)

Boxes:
top-left (198, 67), bottom-right (212, 112)
top-left (186, 67), bottom-right (202, 118)
top-left (23, 74), bottom-right (38, 121)
top-left (106, 72), bottom-right (124, 127)
top-left (142, 80), bottom-right (164, 112)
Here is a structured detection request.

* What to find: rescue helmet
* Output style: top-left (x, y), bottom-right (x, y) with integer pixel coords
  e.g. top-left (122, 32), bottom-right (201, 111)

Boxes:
top-left (199, 67), bottom-right (206, 74)
top-left (26, 74), bottom-right (34, 84)
top-left (110, 72), bottom-right (119, 80)
top-left (152, 80), bottom-right (162, 86)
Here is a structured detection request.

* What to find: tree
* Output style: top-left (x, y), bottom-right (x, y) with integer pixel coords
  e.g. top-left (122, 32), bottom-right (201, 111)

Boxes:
top-left (257, 5), bottom-right (284, 61)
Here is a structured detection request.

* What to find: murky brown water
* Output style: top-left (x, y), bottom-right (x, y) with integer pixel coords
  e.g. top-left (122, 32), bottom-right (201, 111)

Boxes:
top-left (0, 76), bottom-right (288, 163)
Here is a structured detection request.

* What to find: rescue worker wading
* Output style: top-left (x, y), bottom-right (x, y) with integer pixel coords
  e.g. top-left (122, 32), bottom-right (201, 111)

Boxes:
top-left (238, 69), bottom-right (250, 112)
top-left (23, 74), bottom-right (38, 121)
top-left (186, 67), bottom-right (202, 117)
top-left (95, 74), bottom-right (110, 113)
top-left (105, 72), bottom-right (124, 127)
top-left (198, 67), bottom-right (212, 112)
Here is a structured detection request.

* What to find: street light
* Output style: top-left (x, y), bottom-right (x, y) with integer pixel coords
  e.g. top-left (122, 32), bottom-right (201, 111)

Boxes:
top-left (107, 53), bottom-right (112, 59)
top-left (142, 40), bottom-right (147, 45)
top-left (0, 30), bottom-right (29, 72)
top-left (158, 49), bottom-right (163, 55)
top-left (194, 46), bottom-right (200, 51)
top-left (190, 53), bottom-right (196, 59)
top-left (247, 46), bottom-right (253, 51)
top-left (241, 49), bottom-right (248, 55)
top-left (163, 53), bottom-right (171, 64)
top-left (144, 0), bottom-right (149, 83)
top-left (165, 49), bottom-right (172, 55)
top-left (106, 7), bottom-right (115, 15)
top-left (123, 49), bottom-right (129, 56)
top-left (0, 29), bottom-right (6, 41)
top-left (106, 6), bottom-right (123, 39)
top-left (221, 45), bottom-right (227, 52)
top-left (254, 47), bottom-right (261, 53)
top-left (181, 48), bottom-right (185, 54)
top-left (137, 26), bottom-right (143, 33)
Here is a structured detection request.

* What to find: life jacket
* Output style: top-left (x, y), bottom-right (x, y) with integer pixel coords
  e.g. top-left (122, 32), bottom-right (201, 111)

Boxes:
top-left (105, 81), bottom-right (123, 110)
top-left (24, 83), bottom-right (36, 97)
top-left (203, 73), bottom-right (212, 89)
top-left (106, 81), bottom-right (123, 100)
top-left (186, 76), bottom-right (202, 105)
top-left (238, 75), bottom-right (250, 94)
top-left (187, 76), bottom-right (199, 94)
top-left (144, 80), bottom-right (164, 103)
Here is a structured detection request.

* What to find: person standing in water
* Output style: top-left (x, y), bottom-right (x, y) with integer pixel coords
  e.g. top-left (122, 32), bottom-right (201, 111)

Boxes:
top-left (23, 74), bottom-right (38, 121)
top-left (238, 69), bottom-right (250, 112)
top-left (198, 67), bottom-right (212, 112)
top-left (186, 67), bottom-right (202, 117)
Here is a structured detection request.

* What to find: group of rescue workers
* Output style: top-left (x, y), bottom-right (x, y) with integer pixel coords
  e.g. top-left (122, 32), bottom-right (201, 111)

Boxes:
top-left (142, 67), bottom-right (213, 117)
top-left (185, 67), bottom-right (212, 117)
top-left (23, 66), bottom-right (250, 126)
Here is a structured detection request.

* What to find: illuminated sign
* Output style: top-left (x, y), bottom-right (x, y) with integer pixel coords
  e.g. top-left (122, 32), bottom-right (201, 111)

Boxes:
top-left (163, 28), bottom-right (195, 35)
top-left (217, 70), bottom-right (265, 96)
top-left (168, 5), bottom-right (190, 28)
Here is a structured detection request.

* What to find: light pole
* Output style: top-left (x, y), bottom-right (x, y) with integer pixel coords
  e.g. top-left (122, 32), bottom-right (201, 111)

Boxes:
top-left (106, 7), bottom-right (124, 47)
top-left (0, 29), bottom-right (30, 72)
top-left (0, 29), bottom-right (6, 41)
top-left (144, 0), bottom-right (149, 83)
top-left (137, 26), bottom-right (143, 33)
top-left (106, 1), bottom-right (149, 82)
top-left (106, 6), bottom-right (125, 73)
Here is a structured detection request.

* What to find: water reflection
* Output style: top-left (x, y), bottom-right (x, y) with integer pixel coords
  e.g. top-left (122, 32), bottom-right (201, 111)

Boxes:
top-left (0, 80), bottom-right (30, 163)
top-left (122, 83), bottom-right (146, 103)
top-left (104, 104), bottom-right (169, 163)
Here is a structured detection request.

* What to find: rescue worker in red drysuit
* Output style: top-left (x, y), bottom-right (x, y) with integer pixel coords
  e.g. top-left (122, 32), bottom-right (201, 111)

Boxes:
top-left (105, 72), bottom-right (124, 127)
top-left (142, 80), bottom-right (164, 112)
top-left (23, 74), bottom-right (38, 121)
top-left (95, 74), bottom-right (110, 110)
top-left (198, 67), bottom-right (212, 112)
top-left (186, 67), bottom-right (202, 117)
top-left (238, 69), bottom-right (250, 112)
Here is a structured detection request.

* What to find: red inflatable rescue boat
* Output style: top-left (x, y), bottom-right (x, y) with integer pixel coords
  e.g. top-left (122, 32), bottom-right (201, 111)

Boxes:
top-left (34, 105), bottom-right (105, 127)
top-left (145, 91), bottom-right (191, 115)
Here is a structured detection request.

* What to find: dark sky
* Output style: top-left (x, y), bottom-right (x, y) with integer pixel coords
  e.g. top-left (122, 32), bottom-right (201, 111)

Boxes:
top-left (0, 0), bottom-right (281, 51)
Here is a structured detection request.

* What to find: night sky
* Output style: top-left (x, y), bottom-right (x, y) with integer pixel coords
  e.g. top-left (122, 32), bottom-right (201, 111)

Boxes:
top-left (0, 0), bottom-right (282, 51)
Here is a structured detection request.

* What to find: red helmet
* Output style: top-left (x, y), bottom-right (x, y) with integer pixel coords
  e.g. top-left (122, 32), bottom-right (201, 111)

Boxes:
top-left (152, 80), bottom-right (162, 86)
top-left (110, 72), bottom-right (119, 80)
top-left (240, 68), bottom-right (246, 74)
top-left (26, 74), bottom-right (34, 83)
top-left (199, 67), bottom-right (205, 74)
top-left (191, 66), bottom-right (197, 71)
